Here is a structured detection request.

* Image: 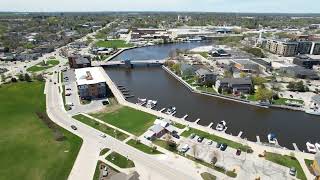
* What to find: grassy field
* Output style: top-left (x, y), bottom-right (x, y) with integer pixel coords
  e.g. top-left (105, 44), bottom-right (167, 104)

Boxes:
top-left (0, 82), bottom-right (82, 180)
top-left (197, 86), bottom-right (217, 94)
top-left (95, 40), bottom-right (133, 48)
top-left (272, 98), bottom-right (304, 105)
top-left (172, 122), bottom-right (186, 129)
top-left (91, 107), bottom-right (156, 136)
top-left (27, 59), bottom-right (60, 72)
top-left (265, 152), bottom-right (306, 180)
top-left (127, 139), bottom-right (162, 155)
top-left (99, 148), bottom-right (110, 156)
top-left (201, 172), bottom-right (216, 180)
top-left (106, 152), bottom-right (135, 168)
top-left (73, 114), bottom-right (129, 141)
top-left (181, 128), bottom-right (252, 152)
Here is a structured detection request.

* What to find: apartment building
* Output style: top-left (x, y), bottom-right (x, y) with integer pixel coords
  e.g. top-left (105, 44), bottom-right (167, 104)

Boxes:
top-left (68, 55), bottom-right (91, 69)
top-left (75, 67), bottom-right (107, 100)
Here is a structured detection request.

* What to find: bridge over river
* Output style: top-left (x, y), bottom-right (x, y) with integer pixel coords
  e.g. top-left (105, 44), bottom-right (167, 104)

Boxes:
top-left (92, 59), bottom-right (166, 68)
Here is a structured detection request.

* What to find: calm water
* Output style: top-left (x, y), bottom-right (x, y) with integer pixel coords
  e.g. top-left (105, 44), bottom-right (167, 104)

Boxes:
top-left (106, 42), bottom-right (320, 151)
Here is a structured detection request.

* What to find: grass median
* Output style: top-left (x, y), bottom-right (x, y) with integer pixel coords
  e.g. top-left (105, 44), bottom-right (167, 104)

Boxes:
top-left (27, 59), bottom-right (60, 72)
top-left (127, 139), bottom-right (162, 155)
top-left (181, 128), bottom-right (252, 152)
top-left (91, 106), bottom-right (156, 136)
top-left (265, 152), bottom-right (306, 180)
top-left (0, 82), bottom-right (82, 180)
top-left (95, 40), bottom-right (133, 48)
top-left (73, 114), bottom-right (129, 141)
top-left (106, 152), bottom-right (135, 168)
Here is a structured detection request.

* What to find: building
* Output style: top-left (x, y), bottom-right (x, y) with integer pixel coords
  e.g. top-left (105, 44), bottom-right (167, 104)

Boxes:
top-left (233, 59), bottom-right (261, 73)
top-left (276, 41), bottom-right (298, 57)
top-left (68, 55), bottom-right (91, 68)
top-left (144, 118), bottom-right (176, 140)
top-left (75, 67), bottom-right (107, 100)
top-left (195, 68), bottom-right (217, 86)
top-left (279, 66), bottom-right (319, 80)
top-left (215, 77), bottom-right (252, 94)
top-left (312, 153), bottom-right (320, 180)
top-left (297, 41), bottom-right (312, 54)
top-left (311, 42), bottom-right (320, 55)
top-left (209, 49), bottom-right (231, 57)
top-left (293, 55), bottom-right (320, 69)
top-left (180, 63), bottom-right (197, 77)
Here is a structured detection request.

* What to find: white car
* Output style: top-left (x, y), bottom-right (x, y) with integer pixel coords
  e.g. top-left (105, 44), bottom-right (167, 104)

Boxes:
top-left (100, 134), bottom-right (106, 138)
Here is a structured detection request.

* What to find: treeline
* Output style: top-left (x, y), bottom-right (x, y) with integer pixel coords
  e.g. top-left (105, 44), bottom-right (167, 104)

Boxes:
top-left (36, 112), bottom-right (65, 141)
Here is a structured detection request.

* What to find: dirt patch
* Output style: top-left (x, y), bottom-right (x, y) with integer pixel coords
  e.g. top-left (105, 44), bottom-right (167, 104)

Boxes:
top-left (95, 98), bottom-right (123, 114)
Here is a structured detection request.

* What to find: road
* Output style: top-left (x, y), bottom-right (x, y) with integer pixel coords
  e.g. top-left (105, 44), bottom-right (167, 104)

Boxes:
top-left (46, 73), bottom-right (198, 180)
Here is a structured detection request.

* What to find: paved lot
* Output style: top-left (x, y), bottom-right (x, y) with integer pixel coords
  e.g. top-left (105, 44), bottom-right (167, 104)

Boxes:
top-left (178, 135), bottom-right (294, 180)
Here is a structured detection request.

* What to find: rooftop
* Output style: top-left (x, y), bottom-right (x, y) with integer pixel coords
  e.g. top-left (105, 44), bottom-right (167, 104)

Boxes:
top-left (75, 67), bottom-right (106, 86)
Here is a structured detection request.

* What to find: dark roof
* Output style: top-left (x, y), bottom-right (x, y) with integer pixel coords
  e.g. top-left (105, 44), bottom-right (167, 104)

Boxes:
top-left (75, 57), bottom-right (90, 65)
top-left (195, 68), bottom-right (212, 76)
top-left (219, 77), bottom-right (252, 85)
top-left (281, 66), bottom-right (318, 77)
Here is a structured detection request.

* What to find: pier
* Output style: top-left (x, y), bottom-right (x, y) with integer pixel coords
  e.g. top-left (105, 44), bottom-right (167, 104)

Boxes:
top-left (182, 114), bottom-right (188, 120)
top-left (256, 136), bottom-right (261, 143)
top-left (159, 108), bottom-right (166, 112)
top-left (237, 131), bottom-right (243, 138)
top-left (194, 118), bottom-right (201, 124)
top-left (207, 122), bottom-right (213, 128)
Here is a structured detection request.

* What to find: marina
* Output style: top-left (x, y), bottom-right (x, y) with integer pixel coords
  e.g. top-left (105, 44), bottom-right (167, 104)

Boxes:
top-left (105, 42), bottom-right (320, 152)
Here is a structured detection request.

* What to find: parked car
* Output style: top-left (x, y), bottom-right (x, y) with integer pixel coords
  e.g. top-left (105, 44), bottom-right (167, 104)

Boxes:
top-left (54, 82), bottom-right (57, 84)
top-left (236, 149), bottom-right (241, 156)
top-left (172, 133), bottom-right (180, 139)
top-left (220, 144), bottom-right (228, 151)
top-left (207, 140), bottom-right (213, 145)
top-left (216, 142), bottom-right (222, 148)
top-left (100, 134), bottom-right (106, 138)
top-left (102, 100), bottom-right (109, 105)
top-left (71, 125), bottom-right (77, 130)
top-left (66, 88), bottom-right (71, 90)
top-left (179, 144), bottom-right (190, 153)
top-left (289, 167), bottom-right (296, 176)
top-left (197, 136), bottom-right (204, 143)
top-left (102, 166), bottom-right (109, 177)
top-left (190, 133), bottom-right (196, 139)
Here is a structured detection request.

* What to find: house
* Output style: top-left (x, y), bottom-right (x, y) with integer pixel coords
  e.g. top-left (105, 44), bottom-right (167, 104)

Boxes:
top-left (312, 153), bottom-right (320, 180)
top-left (144, 118), bottom-right (176, 140)
top-left (68, 55), bottom-right (91, 68)
top-left (75, 67), bottom-right (107, 100)
top-left (279, 66), bottom-right (319, 80)
top-left (195, 68), bottom-right (217, 86)
top-left (180, 63), bottom-right (197, 77)
top-left (215, 77), bottom-right (252, 94)
top-left (233, 59), bottom-right (261, 73)
top-left (209, 49), bottom-right (231, 57)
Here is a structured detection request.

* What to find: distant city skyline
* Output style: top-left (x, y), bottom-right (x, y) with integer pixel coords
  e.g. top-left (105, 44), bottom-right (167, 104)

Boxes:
top-left (1, 0), bottom-right (320, 13)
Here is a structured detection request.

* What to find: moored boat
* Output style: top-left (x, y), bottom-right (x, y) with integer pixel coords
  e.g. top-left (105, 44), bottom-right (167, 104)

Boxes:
top-left (136, 98), bottom-right (147, 106)
top-left (165, 106), bottom-right (176, 116)
top-left (146, 100), bottom-right (157, 109)
top-left (306, 142), bottom-right (317, 153)
top-left (215, 120), bottom-right (227, 131)
top-left (267, 133), bottom-right (278, 145)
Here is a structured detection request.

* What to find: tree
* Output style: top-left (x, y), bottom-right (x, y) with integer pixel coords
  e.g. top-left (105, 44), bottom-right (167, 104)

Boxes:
top-left (255, 87), bottom-right (273, 101)
top-left (223, 71), bottom-right (233, 78)
top-left (18, 74), bottom-right (25, 81)
top-left (252, 76), bottom-right (267, 87)
top-left (240, 72), bottom-right (247, 78)
top-left (1, 74), bottom-right (5, 82)
top-left (172, 63), bottom-right (181, 75)
top-left (11, 77), bottom-right (17, 82)
top-left (24, 73), bottom-right (32, 82)
top-left (35, 74), bottom-right (44, 81)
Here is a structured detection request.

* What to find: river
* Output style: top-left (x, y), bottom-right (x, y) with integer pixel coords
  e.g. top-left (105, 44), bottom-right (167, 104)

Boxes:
top-left (105, 42), bottom-right (320, 151)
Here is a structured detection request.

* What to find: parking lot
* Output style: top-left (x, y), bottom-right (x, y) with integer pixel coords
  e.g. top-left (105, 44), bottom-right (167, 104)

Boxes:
top-left (62, 69), bottom-right (107, 115)
top-left (177, 135), bottom-right (295, 180)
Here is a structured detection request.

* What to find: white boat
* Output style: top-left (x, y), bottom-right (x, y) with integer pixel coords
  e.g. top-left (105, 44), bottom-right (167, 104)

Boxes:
top-left (315, 143), bottom-right (320, 152)
top-left (188, 37), bottom-right (202, 42)
top-left (146, 100), bottom-right (157, 109)
top-left (305, 108), bottom-right (320, 116)
top-left (136, 98), bottom-right (147, 106)
top-left (267, 133), bottom-right (278, 145)
top-left (306, 142), bottom-right (317, 153)
top-left (215, 120), bottom-right (227, 131)
top-left (165, 106), bottom-right (176, 116)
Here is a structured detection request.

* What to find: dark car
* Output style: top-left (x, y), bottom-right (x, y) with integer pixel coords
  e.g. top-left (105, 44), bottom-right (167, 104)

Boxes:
top-left (216, 142), bottom-right (222, 148)
top-left (102, 101), bottom-right (109, 105)
top-left (172, 133), bottom-right (180, 139)
top-left (71, 125), bottom-right (77, 130)
top-left (54, 82), bottom-right (57, 84)
top-left (197, 136), bottom-right (204, 143)
top-left (236, 149), bottom-right (241, 156)
top-left (220, 144), bottom-right (228, 151)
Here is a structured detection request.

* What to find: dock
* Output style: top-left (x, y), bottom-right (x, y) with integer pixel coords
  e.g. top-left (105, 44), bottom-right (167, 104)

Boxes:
top-left (194, 118), bottom-right (200, 124)
top-left (256, 136), bottom-right (261, 143)
top-left (182, 114), bottom-right (188, 120)
top-left (159, 108), bottom-right (166, 112)
top-left (207, 122), bottom-right (213, 128)
top-left (124, 95), bottom-right (134, 99)
top-left (292, 143), bottom-right (301, 152)
top-left (237, 131), bottom-right (243, 138)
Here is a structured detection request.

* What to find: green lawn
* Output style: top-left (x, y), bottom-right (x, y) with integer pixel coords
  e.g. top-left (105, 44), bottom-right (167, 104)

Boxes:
top-left (95, 40), bottom-right (133, 48)
top-left (181, 128), bottom-right (252, 152)
top-left (0, 82), bottom-right (82, 180)
top-left (27, 59), bottom-right (60, 72)
top-left (99, 148), bottom-right (110, 156)
top-left (73, 114), bottom-right (129, 141)
top-left (197, 86), bottom-right (217, 93)
top-left (201, 172), bottom-right (216, 180)
top-left (127, 139), bottom-right (162, 155)
top-left (91, 107), bottom-right (156, 136)
top-left (265, 152), bottom-right (306, 180)
top-left (272, 98), bottom-right (304, 106)
top-left (106, 152), bottom-right (135, 168)
top-left (173, 122), bottom-right (186, 129)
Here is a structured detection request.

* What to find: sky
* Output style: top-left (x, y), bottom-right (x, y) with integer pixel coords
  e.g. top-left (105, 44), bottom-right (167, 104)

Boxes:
top-left (1, 0), bottom-right (319, 13)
